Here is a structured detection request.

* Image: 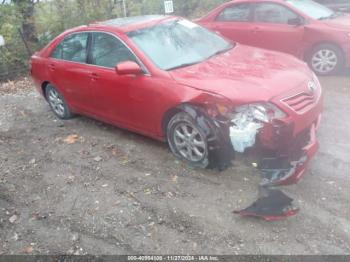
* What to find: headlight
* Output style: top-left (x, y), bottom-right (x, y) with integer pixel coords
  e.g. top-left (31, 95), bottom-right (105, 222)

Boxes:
top-left (234, 103), bottom-right (286, 123)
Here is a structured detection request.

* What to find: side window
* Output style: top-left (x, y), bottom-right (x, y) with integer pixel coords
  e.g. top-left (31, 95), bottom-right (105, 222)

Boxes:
top-left (90, 32), bottom-right (137, 68)
top-left (51, 42), bottom-right (62, 59)
top-left (254, 3), bottom-right (299, 24)
top-left (216, 4), bottom-right (251, 22)
top-left (51, 33), bottom-right (89, 63)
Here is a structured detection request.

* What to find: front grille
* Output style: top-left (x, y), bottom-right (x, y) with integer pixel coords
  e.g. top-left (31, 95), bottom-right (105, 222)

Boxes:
top-left (282, 92), bottom-right (315, 114)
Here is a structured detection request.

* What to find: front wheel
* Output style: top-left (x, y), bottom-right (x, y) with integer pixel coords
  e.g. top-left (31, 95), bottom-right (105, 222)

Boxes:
top-left (308, 44), bottom-right (344, 75)
top-left (167, 112), bottom-right (209, 168)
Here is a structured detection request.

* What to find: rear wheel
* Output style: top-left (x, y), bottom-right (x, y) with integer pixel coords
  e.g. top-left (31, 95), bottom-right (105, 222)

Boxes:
top-left (308, 44), bottom-right (344, 75)
top-left (167, 112), bottom-right (209, 168)
top-left (45, 84), bottom-right (74, 119)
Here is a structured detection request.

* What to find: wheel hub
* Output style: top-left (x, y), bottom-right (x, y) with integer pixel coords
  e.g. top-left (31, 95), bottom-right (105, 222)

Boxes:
top-left (311, 49), bottom-right (337, 74)
top-left (48, 89), bottom-right (65, 117)
top-left (173, 123), bottom-right (206, 162)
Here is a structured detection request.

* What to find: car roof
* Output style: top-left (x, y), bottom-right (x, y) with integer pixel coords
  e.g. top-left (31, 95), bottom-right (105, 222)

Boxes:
top-left (225, 0), bottom-right (288, 5)
top-left (89, 15), bottom-right (177, 33)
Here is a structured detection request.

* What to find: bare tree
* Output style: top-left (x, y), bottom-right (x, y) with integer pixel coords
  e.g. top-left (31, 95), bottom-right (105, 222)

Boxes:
top-left (12, 0), bottom-right (38, 44)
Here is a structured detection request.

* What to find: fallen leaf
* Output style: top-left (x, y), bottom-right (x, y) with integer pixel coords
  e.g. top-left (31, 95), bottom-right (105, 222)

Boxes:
top-left (66, 175), bottom-right (75, 184)
top-left (23, 246), bottom-right (33, 254)
top-left (9, 214), bottom-right (18, 224)
top-left (63, 134), bottom-right (79, 144)
top-left (12, 233), bottom-right (19, 241)
top-left (94, 156), bottom-right (102, 162)
top-left (167, 192), bottom-right (174, 198)
top-left (121, 158), bottom-right (129, 165)
top-left (144, 188), bottom-right (152, 195)
top-left (171, 175), bottom-right (178, 182)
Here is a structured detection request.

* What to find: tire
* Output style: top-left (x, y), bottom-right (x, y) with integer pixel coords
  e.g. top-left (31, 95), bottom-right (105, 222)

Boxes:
top-left (167, 112), bottom-right (209, 168)
top-left (45, 84), bottom-right (74, 119)
top-left (307, 44), bottom-right (344, 76)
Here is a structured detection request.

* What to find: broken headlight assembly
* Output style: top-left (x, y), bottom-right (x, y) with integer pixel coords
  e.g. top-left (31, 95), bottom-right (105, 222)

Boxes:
top-left (229, 103), bottom-right (287, 153)
top-left (234, 103), bottom-right (287, 123)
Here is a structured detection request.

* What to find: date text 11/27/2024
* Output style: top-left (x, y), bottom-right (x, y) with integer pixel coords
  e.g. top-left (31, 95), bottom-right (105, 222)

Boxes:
top-left (127, 256), bottom-right (220, 261)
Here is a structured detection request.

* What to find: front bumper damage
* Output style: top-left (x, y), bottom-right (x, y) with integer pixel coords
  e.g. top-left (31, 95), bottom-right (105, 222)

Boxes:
top-left (209, 103), bottom-right (321, 220)
top-left (233, 122), bottom-right (319, 221)
top-left (232, 117), bottom-right (320, 221)
top-left (178, 102), bottom-right (320, 221)
top-left (259, 123), bottom-right (319, 187)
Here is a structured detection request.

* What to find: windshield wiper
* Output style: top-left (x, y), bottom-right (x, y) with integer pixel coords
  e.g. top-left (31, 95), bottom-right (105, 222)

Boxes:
top-left (206, 45), bottom-right (234, 60)
top-left (165, 45), bottom-right (235, 71)
top-left (166, 61), bottom-right (202, 71)
top-left (318, 12), bottom-right (341, 20)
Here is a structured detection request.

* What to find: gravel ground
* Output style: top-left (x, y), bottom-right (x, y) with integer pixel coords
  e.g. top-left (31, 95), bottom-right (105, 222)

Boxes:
top-left (0, 74), bottom-right (349, 255)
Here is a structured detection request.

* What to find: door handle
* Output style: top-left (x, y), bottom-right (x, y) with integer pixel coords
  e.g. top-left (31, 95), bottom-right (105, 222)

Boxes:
top-left (48, 64), bottom-right (55, 71)
top-left (91, 73), bottom-right (99, 81)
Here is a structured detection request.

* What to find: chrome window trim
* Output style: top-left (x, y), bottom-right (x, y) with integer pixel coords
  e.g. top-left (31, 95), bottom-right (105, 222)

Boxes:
top-left (252, 1), bottom-right (303, 25)
top-left (215, 3), bottom-right (254, 22)
top-left (49, 30), bottom-right (151, 76)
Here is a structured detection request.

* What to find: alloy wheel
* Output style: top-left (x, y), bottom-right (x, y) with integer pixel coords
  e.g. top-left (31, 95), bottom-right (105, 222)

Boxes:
top-left (173, 122), bottom-right (207, 162)
top-left (48, 88), bottom-right (65, 117)
top-left (311, 49), bottom-right (338, 74)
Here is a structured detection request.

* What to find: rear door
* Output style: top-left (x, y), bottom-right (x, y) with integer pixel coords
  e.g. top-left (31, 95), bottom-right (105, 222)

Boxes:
top-left (48, 32), bottom-right (94, 112)
top-left (250, 2), bottom-right (305, 56)
top-left (208, 3), bottom-right (256, 45)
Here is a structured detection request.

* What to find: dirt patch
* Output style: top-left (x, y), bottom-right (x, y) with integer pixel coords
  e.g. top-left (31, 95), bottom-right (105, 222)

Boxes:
top-left (0, 76), bottom-right (350, 255)
top-left (0, 77), bottom-right (32, 96)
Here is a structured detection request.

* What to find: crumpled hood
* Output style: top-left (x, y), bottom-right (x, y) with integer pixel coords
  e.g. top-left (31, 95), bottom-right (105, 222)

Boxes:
top-left (169, 44), bottom-right (312, 105)
top-left (322, 14), bottom-right (350, 30)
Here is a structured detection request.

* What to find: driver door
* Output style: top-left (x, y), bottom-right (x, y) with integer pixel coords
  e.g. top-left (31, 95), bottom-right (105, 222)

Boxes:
top-left (87, 32), bottom-right (158, 134)
top-left (251, 2), bottom-right (305, 57)
top-left (209, 3), bottom-right (256, 46)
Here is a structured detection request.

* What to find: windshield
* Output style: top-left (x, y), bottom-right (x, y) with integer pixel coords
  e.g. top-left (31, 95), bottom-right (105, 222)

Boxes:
top-left (286, 0), bottom-right (336, 20)
top-left (127, 19), bottom-right (233, 70)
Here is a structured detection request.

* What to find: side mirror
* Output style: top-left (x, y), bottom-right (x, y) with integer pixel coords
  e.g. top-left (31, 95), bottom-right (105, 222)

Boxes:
top-left (288, 17), bottom-right (304, 26)
top-left (115, 61), bottom-right (142, 76)
top-left (0, 35), bottom-right (5, 47)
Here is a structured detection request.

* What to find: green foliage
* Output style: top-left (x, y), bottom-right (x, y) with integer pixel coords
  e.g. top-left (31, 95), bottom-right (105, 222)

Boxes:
top-left (0, 2), bottom-right (29, 79)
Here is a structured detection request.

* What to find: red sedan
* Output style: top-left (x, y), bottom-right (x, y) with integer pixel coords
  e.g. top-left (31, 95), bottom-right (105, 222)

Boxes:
top-left (197, 0), bottom-right (350, 75)
top-left (30, 15), bottom-right (322, 186)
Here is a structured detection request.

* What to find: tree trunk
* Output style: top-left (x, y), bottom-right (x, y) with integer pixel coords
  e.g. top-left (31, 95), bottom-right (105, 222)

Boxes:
top-left (13, 0), bottom-right (38, 44)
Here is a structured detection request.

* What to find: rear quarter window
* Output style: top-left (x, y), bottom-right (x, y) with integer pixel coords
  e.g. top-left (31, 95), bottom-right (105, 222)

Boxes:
top-left (216, 4), bottom-right (252, 22)
top-left (50, 33), bottom-right (89, 63)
